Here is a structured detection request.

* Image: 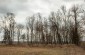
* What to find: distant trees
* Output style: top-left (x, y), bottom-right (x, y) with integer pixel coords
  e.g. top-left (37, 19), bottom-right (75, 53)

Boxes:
top-left (21, 34), bottom-right (26, 43)
top-left (2, 13), bottom-right (15, 45)
top-left (8, 13), bottom-right (15, 44)
top-left (70, 5), bottom-right (83, 45)
top-left (16, 24), bottom-right (24, 44)
top-left (26, 15), bottom-right (35, 44)
top-left (0, 5), bottom-right (84, 46)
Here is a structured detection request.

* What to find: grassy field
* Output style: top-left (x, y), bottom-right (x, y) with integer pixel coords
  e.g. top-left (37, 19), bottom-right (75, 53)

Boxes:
top-left (0, 45), bottom-right (85, 55)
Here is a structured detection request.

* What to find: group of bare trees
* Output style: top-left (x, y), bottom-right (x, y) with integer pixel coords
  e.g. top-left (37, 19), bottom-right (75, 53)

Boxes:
top-left (1, 13), bottom-right (15, 45)
top-left (0, 5), bottom-right (85, 45)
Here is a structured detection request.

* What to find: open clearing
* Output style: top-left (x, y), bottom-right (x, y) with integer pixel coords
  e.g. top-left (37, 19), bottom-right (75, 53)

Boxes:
top-left (0, 45), bottom-right (85, 55)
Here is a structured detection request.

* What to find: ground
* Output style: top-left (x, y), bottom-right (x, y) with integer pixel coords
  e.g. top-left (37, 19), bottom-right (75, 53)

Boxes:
top-left (0, 45), bottom-right (85, 55)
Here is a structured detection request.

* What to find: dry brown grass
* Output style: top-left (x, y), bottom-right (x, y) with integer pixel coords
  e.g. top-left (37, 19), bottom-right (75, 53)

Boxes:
top-left (0, 45), bottom-right (85, 55)
top-left (80, 41), bottom-right (85, 49)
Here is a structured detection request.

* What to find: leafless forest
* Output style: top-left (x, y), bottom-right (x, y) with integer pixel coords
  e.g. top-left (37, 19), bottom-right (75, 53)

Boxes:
top-left (0, 3), bottom-right (85, 55)
top-left (0, 5), bottom-right (84, 46)
top-left (0, 0), bottom-right (85, 55)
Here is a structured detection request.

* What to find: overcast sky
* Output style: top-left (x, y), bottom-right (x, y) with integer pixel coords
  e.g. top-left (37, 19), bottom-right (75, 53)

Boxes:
top-left (0, 0), bottom-right (85, 24)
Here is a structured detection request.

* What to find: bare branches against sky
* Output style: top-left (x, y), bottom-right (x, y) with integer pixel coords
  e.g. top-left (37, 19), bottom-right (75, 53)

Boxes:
top-left (0, 0), bottom-right (84, 24)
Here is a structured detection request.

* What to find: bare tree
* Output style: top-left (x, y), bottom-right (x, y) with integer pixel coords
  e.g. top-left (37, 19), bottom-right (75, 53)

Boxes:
top-left (16, 24), bottom-right (24, 44)
top-left (70, 5), bottom-right (83, 45)
top-left (2, 13), bottom-right (15, 45)
top-left (26, 15), bottom-right (35, 44)
top-left (21, 34), bottom-right (26, 43)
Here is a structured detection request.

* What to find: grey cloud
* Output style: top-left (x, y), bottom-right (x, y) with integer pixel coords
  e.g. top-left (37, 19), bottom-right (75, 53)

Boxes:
top-left (0, 0), bottom-right (84, 24)
top-left (0, 6), bottom-right (10, 13)
top-left (63, 0), bottom-right (84, 2)
top-left (17, 0), bottom-right (28, 3)
top-left (0, 0), bottom-right (28, 14)
top-left (0, 0), bottom-right (84, 15)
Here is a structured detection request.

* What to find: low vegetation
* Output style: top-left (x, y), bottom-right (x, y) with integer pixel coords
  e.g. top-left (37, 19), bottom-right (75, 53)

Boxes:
top-left (0, 45), bottom-right (84, 55)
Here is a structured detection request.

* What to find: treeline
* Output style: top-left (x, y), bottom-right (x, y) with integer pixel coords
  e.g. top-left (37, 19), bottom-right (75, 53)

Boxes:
top-left (0, 5), bottom-right (85, 45)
